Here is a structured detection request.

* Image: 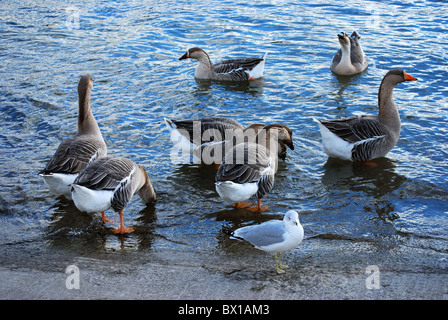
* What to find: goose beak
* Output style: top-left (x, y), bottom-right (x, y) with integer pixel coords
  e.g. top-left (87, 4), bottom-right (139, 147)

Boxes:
top-left (404, 72), bottom-right (418, 81)
top-left (337, 32), bottom-right (348, 39)
top-left (279, 151), bottom-right (287, 160)
top-left (179, 51), bottom-right (189, 60)
top-left (287, 141), bottom-right (294, 150)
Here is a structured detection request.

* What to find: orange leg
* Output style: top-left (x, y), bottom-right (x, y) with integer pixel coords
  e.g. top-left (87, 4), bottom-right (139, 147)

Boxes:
top-left (101, 211), bottom-right (111, 223)
top-left (232, 201), bottom-right (252, 209)
top-left (247, 199), bottom-right (268, 213)
top-left (112, 210), bottom-right (134, 234)
top-left (361, 161), bottom-right (378, 167)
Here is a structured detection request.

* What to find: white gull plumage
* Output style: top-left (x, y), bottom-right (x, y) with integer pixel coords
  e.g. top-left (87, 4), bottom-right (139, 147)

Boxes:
top-left (223, 210), bottom-right (304, 274)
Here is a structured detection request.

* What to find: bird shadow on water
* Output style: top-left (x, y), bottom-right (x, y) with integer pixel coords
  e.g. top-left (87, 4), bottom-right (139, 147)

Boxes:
top-left (320, 157), bottom-right (407, 222)
top-left (194, 78), bottom-right (266, 96)
top-left (329, 71), bottom-right (367, 110)
top-left (44, 197), bottom-right (158, 252)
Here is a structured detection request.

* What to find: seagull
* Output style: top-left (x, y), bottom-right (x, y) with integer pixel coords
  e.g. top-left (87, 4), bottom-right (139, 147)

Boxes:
top-left (223, 210), bottom-right (304, 274)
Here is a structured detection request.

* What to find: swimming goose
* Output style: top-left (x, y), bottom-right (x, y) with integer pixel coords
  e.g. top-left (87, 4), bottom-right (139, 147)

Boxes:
top-left (71, 156), bottom-right (156, 234)
top-left (330, 31), bottom-right (368, 76)
top-left (179, 47), bottom-right (267, 81)
top-left (39, 74), bottom-right (107, 199)
top-left (315, 69), bottom-right (417, 162)
top-left (165, 117), bottom-right (292, 164)
top-left (215, 124), bottom-right (294, 212)
top-left (223, 210), bottom-right (304, 274)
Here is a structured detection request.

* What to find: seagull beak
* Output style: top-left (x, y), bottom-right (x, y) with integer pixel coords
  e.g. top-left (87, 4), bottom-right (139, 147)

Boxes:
top-left (404, 71), bottom-right (418, 81)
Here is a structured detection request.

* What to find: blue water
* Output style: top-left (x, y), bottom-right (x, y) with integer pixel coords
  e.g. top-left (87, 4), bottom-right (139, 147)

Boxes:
top-left (0, 0), bottom-right (447, 262)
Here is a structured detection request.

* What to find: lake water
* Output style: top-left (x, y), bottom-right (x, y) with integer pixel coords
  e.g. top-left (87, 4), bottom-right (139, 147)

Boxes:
top-left (0, 0), bottom-right (447, 293)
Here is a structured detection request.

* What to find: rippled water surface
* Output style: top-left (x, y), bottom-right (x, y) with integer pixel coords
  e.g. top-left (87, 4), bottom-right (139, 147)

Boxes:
top-left (1, 0), bottom-right (447, 262)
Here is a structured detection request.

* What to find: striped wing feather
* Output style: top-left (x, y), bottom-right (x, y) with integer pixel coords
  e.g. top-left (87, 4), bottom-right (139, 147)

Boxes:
top-left (41, 136), bottom-right (105, 174)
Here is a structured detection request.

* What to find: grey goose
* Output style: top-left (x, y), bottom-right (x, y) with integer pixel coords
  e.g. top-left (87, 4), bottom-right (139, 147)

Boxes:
top-left (39, 74), bottom-right (107, 199)
top-left (315, 69), bottom-right (418, 162)
top-left (179, 47), bottom-right (267, 81)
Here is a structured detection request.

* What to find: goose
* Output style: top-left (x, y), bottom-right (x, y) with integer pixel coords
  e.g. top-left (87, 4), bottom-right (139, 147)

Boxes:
top-left (330, 31), bottom-right (368, 76)
top-left (215, 124), bottom-right (294, 212)
top-left (39, 74), bottom-right (107, 199)
top-left (71, 156), bottom-right (156, 234)
top-left (315, 69), bottom-right (417, 162)
top-left (165, 117), bottom-right (292, 164)
top-left (179, 47), bottom-right (267, 81)
top-left (222, 210), bottom-right (304, 274)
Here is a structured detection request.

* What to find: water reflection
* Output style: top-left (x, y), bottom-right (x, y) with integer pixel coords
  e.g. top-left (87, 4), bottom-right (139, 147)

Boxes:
top-left (45, 197), bottom-right (158, 251)
top-left (329, 72), bottom-right (365, 110)
top-left (169, 163), bottom-right (218, 195)
top-left (321, 157), bottom-right (406, 221)
top-left (194, 78), bottom-right (265, 95)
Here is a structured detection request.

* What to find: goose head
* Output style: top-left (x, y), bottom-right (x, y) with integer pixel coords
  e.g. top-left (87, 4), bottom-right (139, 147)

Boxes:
top-left (179, 47), bottom-right (209, 62)
top-left (337, 32), bottom-right (350, 48)
top-left (78, 74), bottom-right (93, 96)
top-left (138, 166), bottom-right (156, 203)
top-left (384, 69), bottom-right (418, 84)
top-left (350, 31), bottom-right (361, 40)
top-left (261, 124), bottom-right (294, 153)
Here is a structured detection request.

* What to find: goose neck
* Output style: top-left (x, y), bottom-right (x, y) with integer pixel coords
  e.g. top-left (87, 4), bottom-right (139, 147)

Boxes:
top-left (77, 85), bottom-right (100, 135)
top-left (378, 77), bottom-right (401, 133)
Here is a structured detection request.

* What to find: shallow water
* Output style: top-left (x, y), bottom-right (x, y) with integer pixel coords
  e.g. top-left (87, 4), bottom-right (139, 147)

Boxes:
top-left (0, 0), bottom-right (447, 265)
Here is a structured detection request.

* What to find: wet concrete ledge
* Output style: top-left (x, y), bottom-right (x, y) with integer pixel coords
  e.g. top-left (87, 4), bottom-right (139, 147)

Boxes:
top-left (1, 238), bottom-right (448, 300)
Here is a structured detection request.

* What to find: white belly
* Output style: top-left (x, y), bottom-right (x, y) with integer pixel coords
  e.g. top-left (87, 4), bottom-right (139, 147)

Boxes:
top-left (248, 55), bottom-right (266, 79)
top-left (71, 184), bottom-right (113, 213)
top-left (215, 181), bottom-right (258, 203)
top-left (317, 122), bottom-right (353, 161)
top-left (40, 173), bottom-right (78, 199)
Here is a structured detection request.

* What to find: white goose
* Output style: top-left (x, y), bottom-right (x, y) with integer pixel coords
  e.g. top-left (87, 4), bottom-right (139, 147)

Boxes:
top-left (71, 156), bottom-right (156, 234)
top-left (165, 117), bottom-right (293, 164)
top-left (330, 31), bottom-right (368, 76)
top-left (215, 124), bottom-right (294, 212)
top-left (179, 47), bottom-right (267, 81)
top-left (315, 69), bottom-right (417, 162)
top-left (39, 74), bottom-right (107, 199)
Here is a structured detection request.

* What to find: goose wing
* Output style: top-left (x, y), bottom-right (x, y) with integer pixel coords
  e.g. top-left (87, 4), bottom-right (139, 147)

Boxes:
top-left (215, 143), bottom-right (271, 184)
top-left (73, 156), bottom-right (137, 210)
top-left (40, 136), bottom-right (106, 175)
top-left (331, 49), bottom-right (342, 65)
top-left (318, 115), bottom-right (387, 143)
top-left (73, 157), bottom-right (135, 190)
top-left (170, 117), bottom-right (244, 144)
top-left (319, 115), bottom-right (390, 161)
top-left (212, 57), bottom-right (264, 81)
top-left (213, 57), bottom-right (264, 73)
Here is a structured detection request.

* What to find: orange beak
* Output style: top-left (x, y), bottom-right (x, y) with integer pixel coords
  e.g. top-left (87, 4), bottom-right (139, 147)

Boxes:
top-left (404, 72), bottom-right (418, 81)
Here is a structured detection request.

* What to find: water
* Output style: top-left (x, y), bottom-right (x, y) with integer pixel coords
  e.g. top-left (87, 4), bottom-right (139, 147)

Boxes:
top-left (0, 0), bottom-right (447, 280)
